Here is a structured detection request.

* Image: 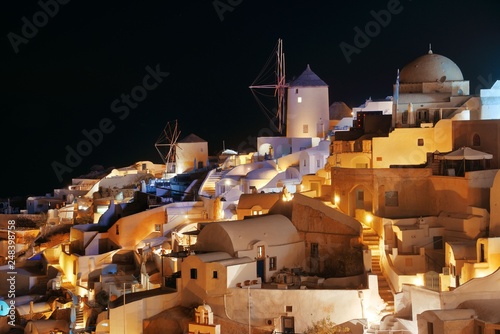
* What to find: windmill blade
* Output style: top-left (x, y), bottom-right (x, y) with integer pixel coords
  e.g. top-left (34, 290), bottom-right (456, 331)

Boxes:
top-left (249, 38), bottom-right (288, 134)
top-left (155, 120), bottom-right (181, 166)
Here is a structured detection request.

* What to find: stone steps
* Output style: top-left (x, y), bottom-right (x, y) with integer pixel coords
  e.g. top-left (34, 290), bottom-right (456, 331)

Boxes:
top-left (362, 226), bottom-right (394, 318)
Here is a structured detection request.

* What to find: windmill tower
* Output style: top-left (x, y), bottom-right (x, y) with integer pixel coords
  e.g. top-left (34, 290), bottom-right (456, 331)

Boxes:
top-left (155, 120), bottom-right (181, 174)
top-left (286, 64), bottom-right (329, 138)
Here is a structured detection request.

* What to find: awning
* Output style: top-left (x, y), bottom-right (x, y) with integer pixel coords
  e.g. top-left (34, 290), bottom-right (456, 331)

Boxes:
top-left (443, 147), bottom-right (493, 160)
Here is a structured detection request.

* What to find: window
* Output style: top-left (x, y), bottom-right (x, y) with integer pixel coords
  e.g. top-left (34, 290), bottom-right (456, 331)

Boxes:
top-left (190, 268), bottom-right (197, 279)
top-left (116, 224), bottom-right (119, 235)
top-left (427, 322), bottom-right (434, 334)
top-left (472, 133), bottom-right (481, 146)
top-left (316, 160), bottom-right (320, 168)
top-left (212, 271), bottom-right (218, 279)
top-left (285, 305), bottom-right (293, 312)
top-left (385, 191), bottom-right (399, 207)
top-left (433, 236), bottom-right (443, 250)
top-left (155, 224), bottom-right (161, 232)
top-left (480, 243), bottom-right (486, 262)
top-left (257, 245), bottom-right (265, 258)
top-left (269, 256), bottom-right (277, 271)
top-left (311, 243), bottom-right (319, 258)
top-left (297, 97), bottom-right (302, 103)
top-left (357, 190), bottom-right (364, 201)
top-left (303, 124), bottom-right (308, 133)
top-left (417, 138), bottom-right (424, 146)
top-left (295, 88), bottom-right (299, 94)
top-left (303, 160), bottom-right (306, 167)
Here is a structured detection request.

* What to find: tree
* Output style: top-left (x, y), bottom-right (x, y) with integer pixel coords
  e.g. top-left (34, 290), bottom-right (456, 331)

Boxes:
top-left (303, 317), bottom-right (351, 334)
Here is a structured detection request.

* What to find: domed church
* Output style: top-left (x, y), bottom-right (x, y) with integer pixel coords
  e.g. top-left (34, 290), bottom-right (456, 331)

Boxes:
top-left (393, 46), bottom-right (479, 126)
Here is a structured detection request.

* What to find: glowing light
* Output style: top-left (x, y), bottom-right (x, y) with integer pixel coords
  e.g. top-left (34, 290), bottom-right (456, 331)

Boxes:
top-left (365, 213), bottom-right (373, 224)
top-left (282, 187), bottom-right (294, 201)
top-left (334, 195), bottom-right (340, 204)
top-left (414, 273), bottom-right (425, 286)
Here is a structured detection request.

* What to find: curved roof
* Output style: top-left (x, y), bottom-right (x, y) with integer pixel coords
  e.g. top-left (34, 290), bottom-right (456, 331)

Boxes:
top-left (289, 64), bottom-right (328, 87)
top-left (195, 214), bottom-right (301, 255)
top-left (246, 168), bottom-right (279, 180)
top-left (400, 50), bottom-right (463, 83)
top-left (178, 133), bottom-right (206, 143)
top-left (447, 241), bottom-right (476, 260)
top-left (225, 161), bottom-right (276, 177)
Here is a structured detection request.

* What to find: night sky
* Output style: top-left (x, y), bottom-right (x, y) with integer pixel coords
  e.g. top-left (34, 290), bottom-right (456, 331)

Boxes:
top-left (2, 0), bottom-right (500, 199)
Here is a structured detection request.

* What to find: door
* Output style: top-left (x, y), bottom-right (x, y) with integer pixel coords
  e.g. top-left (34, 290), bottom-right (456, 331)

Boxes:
top-left (282, 316), bottom-right (295, 333)
top-left (257, 259), bottom-right (265, 282)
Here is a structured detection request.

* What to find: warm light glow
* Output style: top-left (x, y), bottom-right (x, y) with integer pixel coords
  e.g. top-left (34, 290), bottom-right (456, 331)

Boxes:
top-left (365, 213), bottom-right (373, 224)
top-left (282, 186), bottom-right (294, 201)
top-left (334, 195), bottom-right (340, 204)
top-left (413, 273), bottom-right (425, 286)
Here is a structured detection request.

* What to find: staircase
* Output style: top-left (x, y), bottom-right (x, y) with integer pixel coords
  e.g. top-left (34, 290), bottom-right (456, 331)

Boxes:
top-left (75, 307), bottom-right (85, 330)
top-left (198, 169), bottom-right (227, 198)
top-left (363, 226), bottom-right (394, 316)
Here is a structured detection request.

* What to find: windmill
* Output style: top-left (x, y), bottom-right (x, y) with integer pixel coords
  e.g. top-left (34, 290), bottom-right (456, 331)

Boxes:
top-left (249, 38), bottom-right (288, 134)
top-left (155, 120), bottom-right (181, 173)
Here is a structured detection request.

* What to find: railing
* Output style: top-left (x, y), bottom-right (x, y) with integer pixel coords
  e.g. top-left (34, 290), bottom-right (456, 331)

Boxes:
top-left (425, 253), bottom-right (445, 273)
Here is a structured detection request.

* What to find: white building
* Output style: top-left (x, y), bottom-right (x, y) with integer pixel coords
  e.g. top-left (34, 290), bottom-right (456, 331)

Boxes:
top-left (286, 64), bottom-right (330, 138)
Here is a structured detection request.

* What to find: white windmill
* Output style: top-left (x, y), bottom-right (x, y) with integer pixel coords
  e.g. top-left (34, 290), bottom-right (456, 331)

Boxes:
top-left (155, 120), bottom-right (181, 174)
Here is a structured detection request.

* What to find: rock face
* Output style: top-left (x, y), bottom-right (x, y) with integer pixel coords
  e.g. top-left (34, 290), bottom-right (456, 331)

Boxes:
top-left (143, 306), bottom-right (192, 334)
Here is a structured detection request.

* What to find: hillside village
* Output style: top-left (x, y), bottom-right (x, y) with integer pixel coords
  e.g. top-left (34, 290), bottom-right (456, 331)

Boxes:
top-left (2, 48), bottom-right (500, 334)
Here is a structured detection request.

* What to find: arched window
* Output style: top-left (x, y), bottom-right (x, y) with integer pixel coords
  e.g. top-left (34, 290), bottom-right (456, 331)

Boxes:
top-left (472, 133), bottom-right (481, 146)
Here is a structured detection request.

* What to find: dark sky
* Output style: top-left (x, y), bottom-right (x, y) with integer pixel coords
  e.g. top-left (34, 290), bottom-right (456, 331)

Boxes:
top-left (2, 0), bottom-right (500, 199)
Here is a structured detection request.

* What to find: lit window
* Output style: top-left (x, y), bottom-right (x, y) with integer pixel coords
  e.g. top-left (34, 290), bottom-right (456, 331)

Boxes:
top-left (257, 245), bottom-right (265, 258)
top-left (297, 97), bottom-right (302, 103)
